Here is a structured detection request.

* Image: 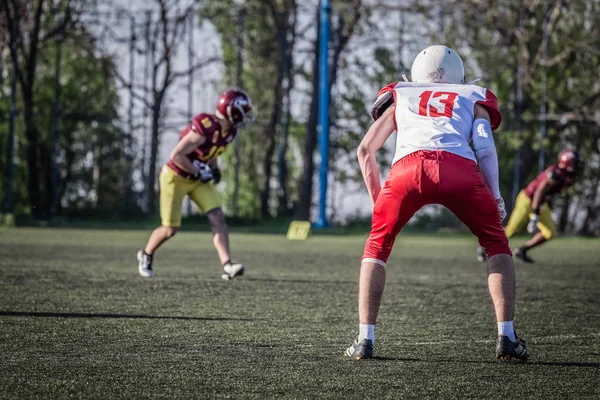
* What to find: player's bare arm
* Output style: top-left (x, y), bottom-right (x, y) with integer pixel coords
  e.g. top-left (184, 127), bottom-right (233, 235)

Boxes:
top-left (170, 132), bottom-right (206, 177)
top-left (357, 106), bottom-right (396, 204)
top-left (531, 178), bottom-right (554, 215)
top-left (525, 177), bottom-right (555, 234)
top-left (474, 102), bottom-right (491, 122)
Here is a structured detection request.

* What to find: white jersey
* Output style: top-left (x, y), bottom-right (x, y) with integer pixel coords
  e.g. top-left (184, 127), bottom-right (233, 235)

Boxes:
top-left (374, 82), bottom-right (501, 165)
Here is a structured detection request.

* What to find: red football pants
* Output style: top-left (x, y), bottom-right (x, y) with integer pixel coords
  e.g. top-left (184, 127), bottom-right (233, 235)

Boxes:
top-left (363, 150), bottom-right (510, 264)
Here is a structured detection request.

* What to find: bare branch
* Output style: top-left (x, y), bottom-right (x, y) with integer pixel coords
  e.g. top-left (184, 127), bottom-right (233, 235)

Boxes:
top-left (24, 0), bottom-right (45, 92)
top-left (40, 4), bottom-right (73, 42)
top-left (166, 56), bottom-right (222, 87)
top-left (1, 0), bottom-right (27, 89)
top-left (531, 1), bottom-right (564, 70)
top-left (112, 66), bottom-right (153, 109)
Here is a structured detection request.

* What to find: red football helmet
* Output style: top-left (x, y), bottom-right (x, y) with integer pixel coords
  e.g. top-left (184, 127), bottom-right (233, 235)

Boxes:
top-left (558, 149), bottom-right (583, 173)
top-left (215, 89), bottom-right (254, 128)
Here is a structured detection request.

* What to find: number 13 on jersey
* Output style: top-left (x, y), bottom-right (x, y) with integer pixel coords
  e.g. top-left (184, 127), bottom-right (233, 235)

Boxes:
top-left (418, 91), bottom-right (458, 118)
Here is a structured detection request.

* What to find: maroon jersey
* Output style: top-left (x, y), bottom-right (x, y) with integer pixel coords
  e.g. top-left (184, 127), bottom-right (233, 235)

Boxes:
top-left (523, 164), bottom-right (575, 204)
top-left (166, 113), bottom-right (237, 178)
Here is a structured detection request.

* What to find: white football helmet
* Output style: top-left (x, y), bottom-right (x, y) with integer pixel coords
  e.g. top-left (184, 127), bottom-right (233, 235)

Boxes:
top-left (410, 45), bottom-right (465, 84)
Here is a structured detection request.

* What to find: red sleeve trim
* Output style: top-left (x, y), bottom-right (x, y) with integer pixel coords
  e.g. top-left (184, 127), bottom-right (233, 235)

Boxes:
top-left (476, 89), bottom-right (502, 131)
top-left (378, 82), bottom-right (398, 97)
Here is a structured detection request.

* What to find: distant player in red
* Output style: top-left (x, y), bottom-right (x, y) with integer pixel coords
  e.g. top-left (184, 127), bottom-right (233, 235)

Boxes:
top-left (493, 149), bottom-right (581, 263)
top-left (345, 46), bottom-right (527, 361)
top-left (137, 89), bottom-right (254, 280)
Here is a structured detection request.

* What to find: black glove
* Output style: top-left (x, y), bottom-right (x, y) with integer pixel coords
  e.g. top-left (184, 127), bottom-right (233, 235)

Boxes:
top-left (211, 167), bottom-right (222, 184)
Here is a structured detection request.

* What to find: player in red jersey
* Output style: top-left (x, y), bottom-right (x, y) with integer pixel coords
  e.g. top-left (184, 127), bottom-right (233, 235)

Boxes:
top-left (137, 89), bottom-right (254, 280)
top-left (482, 149), bottom-right (582, 263)
top-left (345, 45), bottom-right (527, 361)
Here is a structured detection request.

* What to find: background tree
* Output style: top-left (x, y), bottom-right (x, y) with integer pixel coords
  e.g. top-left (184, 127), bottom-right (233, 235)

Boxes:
top-left (434, 0), bottom-right (600, 234)
top-left (203, 0), bottom-right (299, 218)
top-left (0, 0), bottom-right (128, 219)
top-left (111, 0), bottom-right (220, 214)
top-left (1, 0), bottom-right (77, 218)
top-left (297, 0), bottom-right (364, 220)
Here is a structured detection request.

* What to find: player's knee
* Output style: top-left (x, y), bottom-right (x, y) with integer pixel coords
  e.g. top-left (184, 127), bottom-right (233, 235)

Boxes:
top-left (162, 226), bottom-right (178, 238)
top-left (487, 253), bottom-right (514, 272)
top-left (363, 234), bottom-right (395, 265)
top-left (207, 208), bottom-right (226, 229)
top-left (481, 236), bottom-right (511, 258)
top-left (542, 228), bottom-right (556, 240)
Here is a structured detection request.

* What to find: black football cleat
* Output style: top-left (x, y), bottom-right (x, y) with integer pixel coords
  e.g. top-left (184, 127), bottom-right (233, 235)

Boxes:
top-left (496, 335), bottom-right (529, 361)
top-left (345, 339), bottom-right (374, 360)
top-left (514, 247), bottom-right (535, 263)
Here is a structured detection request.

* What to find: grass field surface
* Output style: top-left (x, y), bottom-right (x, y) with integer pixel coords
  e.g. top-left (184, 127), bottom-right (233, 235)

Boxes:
top-left (1, 228), bottom-right (599, 399)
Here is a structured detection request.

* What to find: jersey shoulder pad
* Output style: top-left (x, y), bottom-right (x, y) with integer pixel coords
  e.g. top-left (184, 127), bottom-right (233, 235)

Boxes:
top-left (371, 82), bottom-right (398, 121)
top-left (191, 113), bottom-right (219, 136)
top-left (475, 89), bottom-right (502, 131)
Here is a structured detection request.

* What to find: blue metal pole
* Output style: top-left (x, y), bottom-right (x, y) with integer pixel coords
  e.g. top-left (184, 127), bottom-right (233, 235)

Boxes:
top-left (315, 0), bottom-right (330, 228)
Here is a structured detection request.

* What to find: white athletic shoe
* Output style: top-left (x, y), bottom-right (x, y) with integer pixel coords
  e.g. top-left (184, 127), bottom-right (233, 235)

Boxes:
top-left (137, 250), bottom-right (154, 278)
top-left (221, 261), bottom-right (245, 280)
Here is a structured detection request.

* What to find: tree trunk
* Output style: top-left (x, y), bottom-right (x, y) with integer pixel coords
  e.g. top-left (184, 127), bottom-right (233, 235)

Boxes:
top-left (277, 4), bottom-right (296, 217)
top-left (41, 141), bottom-right (53, 216)
top-left (558, 193), bottom-right (571, 233)
top-left (59, 132), bottom-right (75, 213)
top-left (92, 143), bottom-right (101, 209)
top-left (23, 100), bottom-right (43, 218)
top-left (298, 3), bottom-right (321, 220)
top-left (260, 5), bottom-right (289, 218)
top-left (147, 100), bottom-right (162, 213)
top-left (276, 95), bottom-right (292, 215)
top-left (260, 63), bottom-right (284, 218)
top-left (297, 1), bottom-right (361, 220)
top-left (580, 176), bottom-right (600, 236)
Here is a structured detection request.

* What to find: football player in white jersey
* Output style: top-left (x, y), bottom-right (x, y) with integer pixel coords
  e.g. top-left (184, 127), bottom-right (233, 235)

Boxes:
top-left (345, 45), bottom-right (528, 361)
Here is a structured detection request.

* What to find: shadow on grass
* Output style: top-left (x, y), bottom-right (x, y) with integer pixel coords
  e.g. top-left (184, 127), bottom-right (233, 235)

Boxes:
top-left (244, 277), bottom-right (354, 284)
top-left (0, 311), bottom-right (255, 322)
top-left (371, 356), bottom-right (599, 368)
top-left (528, 361), bottom-right (600, 368)
top-left (371, 356), bottom-right (422, 362)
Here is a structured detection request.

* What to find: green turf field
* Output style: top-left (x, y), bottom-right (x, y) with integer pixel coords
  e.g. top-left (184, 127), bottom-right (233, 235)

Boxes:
top-left (0, 228), bottom-right (599, 399)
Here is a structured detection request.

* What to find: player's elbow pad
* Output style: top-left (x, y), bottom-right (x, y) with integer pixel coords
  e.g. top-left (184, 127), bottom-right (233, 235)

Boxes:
top-left (472, 119), bottom-right (501, 199)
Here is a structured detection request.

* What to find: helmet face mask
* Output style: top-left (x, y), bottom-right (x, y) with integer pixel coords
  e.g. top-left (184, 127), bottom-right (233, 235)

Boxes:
top-left (558, 149), bottom-right (583, 174)
top-left (229, 95), bottom-right (255, 128)
top-left (410, 45), bottom-right (465, 84)
top-left (216, 89), bottom-right (254, 129)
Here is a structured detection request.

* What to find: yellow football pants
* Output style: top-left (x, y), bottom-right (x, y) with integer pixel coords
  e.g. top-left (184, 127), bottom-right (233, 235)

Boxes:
top-left (504, 190), bottom-right (556, 240)
top-left (159, 166), bottom-right (222, 227)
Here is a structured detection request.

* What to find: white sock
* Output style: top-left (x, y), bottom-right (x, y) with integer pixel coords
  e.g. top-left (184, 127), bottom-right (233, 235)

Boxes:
top-left (358, 324), bottom-right (375, 343)
top-left (498, 321), bottom-right (516, 341)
